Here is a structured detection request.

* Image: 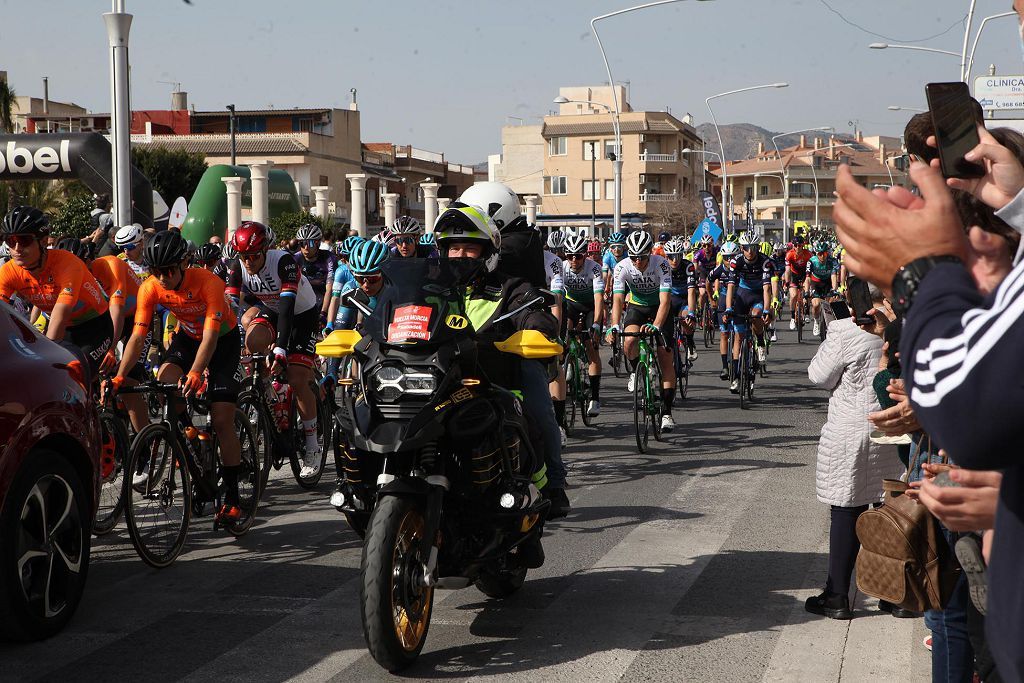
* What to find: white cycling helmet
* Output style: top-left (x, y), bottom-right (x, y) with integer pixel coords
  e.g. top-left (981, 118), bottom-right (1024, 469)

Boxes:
top-left (720, 241), bottom-right (740, 258)
top-left (563, 234), bottom-right (588, 255)
top-left (664, 240), bottom-right (685, 256)
top-left (458, 181), bottom-right (522, 231)
top-left (114, 223), bottom-right (145, 248)
top-left (626, 230), bottom-right (654, 257)
top-left (295, 223), bottom-right (323, 242)
top-left (547, 231), bottom-right (565, 250)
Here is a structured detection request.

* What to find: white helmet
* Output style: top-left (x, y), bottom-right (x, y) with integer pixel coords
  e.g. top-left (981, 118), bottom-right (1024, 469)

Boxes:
top-left (664, 240), bottom-right (685, 256)
top-left (546, 231), bottom-right (565, 250)
top-left (626, 230), bottom-right (654, 257)
top-left (458, 182), bottom-right (522, 231)
top-left (434, 205), bottom-right (502, 272)
top-left (114, 223), bottom-right (145, 247)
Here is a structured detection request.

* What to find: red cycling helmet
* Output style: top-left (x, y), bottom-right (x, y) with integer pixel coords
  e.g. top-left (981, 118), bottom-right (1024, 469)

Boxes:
top-left (230, 221), bottom-right (269, 254)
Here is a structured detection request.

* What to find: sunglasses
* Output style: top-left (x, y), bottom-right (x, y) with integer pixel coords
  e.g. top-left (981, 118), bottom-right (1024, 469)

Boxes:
top-left (151, 264), bottom-right (181, 277)
top-left (3, 234), bottom-right (36, 249)
top-left (742, 245), bottom-right (756, 251)
top-left (238, 252), bottom-right (263, 262)
top-left (394, 236), bottom-right (417, 246)
top-left (122, 242), bottom-right (140, 251)
top-left (301, 240), bottom-right (319, 249)
top-left (568, 253), bottom-right (586, 260)
top-left (355, 273), bottom-right (382, 284)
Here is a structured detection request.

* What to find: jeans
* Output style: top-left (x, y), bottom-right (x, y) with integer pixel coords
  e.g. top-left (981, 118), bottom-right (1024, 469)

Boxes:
top-left (521, 359), bottom-right (566, 489)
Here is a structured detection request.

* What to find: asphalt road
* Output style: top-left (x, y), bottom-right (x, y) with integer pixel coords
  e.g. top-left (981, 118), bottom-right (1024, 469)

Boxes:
top-left (0, 330), bottom-right (932, 682)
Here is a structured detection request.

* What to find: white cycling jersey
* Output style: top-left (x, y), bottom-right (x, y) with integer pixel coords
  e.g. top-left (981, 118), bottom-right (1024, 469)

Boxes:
top-left (543, 250), bottom-right (564, 293)
top-left (612, 255), bottom-right (672, 307)
top-left (559, 258), bottom-right (604, 303)
top-left (227, 249), bottom-right (317, 314)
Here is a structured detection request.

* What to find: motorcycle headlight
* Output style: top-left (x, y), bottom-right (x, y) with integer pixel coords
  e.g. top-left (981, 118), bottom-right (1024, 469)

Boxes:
top-left (370, 365), bottom-right (437, 403)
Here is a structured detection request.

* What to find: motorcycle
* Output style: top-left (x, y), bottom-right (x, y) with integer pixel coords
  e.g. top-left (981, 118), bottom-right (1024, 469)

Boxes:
top-left (317, 257), bottom-right (560, 672)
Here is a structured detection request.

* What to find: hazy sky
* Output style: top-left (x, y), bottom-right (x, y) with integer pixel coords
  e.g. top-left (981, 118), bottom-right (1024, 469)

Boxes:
top-left (1, 0), bottom-right (1020, 162)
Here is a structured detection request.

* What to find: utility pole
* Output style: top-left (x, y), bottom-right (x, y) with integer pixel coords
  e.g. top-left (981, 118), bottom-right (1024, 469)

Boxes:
top-left (226, 104), bottom-right (237, 166)
top-left (590, 141), bottom-right (597, 234)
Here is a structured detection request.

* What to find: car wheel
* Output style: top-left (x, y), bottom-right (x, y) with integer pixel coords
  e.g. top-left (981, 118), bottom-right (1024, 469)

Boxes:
top-left (0, 448), bottom-right (91, 641)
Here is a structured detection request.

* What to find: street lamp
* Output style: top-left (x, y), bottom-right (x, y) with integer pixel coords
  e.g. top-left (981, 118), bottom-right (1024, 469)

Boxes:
top-left (868, 43), bottom-right (960, 58)
top-left (789, 143), bottom-right (856, 227)
top-left (887, 105), bottom-right (926, 112)
top-left (770, 126), bottom-right (833, 242)
top-left (706, 82), bottom-right (789, 229)
top-left (226, 104), bottom-right (237, 166)
top-left (681, 147), bottom-right (721, 192)
top-left (966, 11), bottom-right (1017, 82)
top-left (590, 0), bottom-right (716, 233)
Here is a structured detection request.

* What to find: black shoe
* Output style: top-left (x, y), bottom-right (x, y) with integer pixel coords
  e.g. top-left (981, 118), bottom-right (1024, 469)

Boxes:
top-left (719, 368), bottom-right (730, 381)
top-left (804, 591), bottom-right (853, 620)
top-left (545, 487), bottom-right (570, 519)
top-left (515, 533), bottom-right (545, 569)
top-left (878, 599), bottom-right (920, 619)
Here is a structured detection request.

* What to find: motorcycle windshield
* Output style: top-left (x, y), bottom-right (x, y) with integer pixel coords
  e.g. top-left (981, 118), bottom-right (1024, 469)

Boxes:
top-left (363, 257), bottom-right (479, 347)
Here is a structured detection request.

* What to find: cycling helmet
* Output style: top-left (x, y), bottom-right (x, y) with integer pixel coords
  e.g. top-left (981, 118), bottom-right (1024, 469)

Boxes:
top-left (144, 229), bottom-right (189, 269)
top-left (458, 182), bottom-right (522, 231)
top-left (113, 223), bottom-right (144, 248)
top-left (546, 231), bottom-right (565, 250)
top-left (664, 240), bottom-right (685, 257)
top-left (700, 235), bottom-right (713, 246)
top-left (56, 237), bottom-right (90, 260)
top-left (608, 231), bottom-right (626, 245)
top-left (0, 243), bottom-right (9, 260)
top-left (720, 241), bottom-right (740, 258)
top-left (814, 241), bottom-right (830, 253)
top-left (658, 231), bottom-right (671, 243)
top-left (391, 216), bottom-right (421, 235)
top-left (195, 242), bottom-right (222, 262)
top-left (759, 241), bottom-right (773, 257)
top-left (348, 239), bottom-right (391, 276)
top-left (230, 221), bottom-right (270, 254)
top-left (587, 241), bottom-right (601, 254)
top-left (434, 204), bottom-right (501, 272)
top-left (773, 242), bottom-right (785, 253)
top-left (222, 241), bottom-right (237, 260)
top-left (725, 231), bottom-right (738, 243)
top-left (736, 232), bottom-right (757, 248)
top-left (564, 234), bottom-right (588, 255)
top-left (295, 223), bottom-right (323, 242)
top-left (419, 233), bottom-right (436, 247)
top-left (265, 225), bottom-right (277, 246)
top-left (2, 206), bottom-right (50, 237)
top-left (340, 235), bottom-right (364, 258)
top-left (371, 227), bottom-right (396, 246)
top-left (625, 230), bottom-right (654, 257)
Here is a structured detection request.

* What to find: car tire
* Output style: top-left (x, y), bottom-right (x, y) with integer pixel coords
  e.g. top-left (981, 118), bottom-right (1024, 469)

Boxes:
top-left (0, 448), bottom-right (91, 641)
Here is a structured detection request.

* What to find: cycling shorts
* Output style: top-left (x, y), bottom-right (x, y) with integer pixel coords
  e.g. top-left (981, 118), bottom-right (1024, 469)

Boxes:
top-left (61, 313), bottom-right (115, 386)
top-left (621, 303), bottom-right (672, 346)
top-left (788, 272), bottom-right (807, 287)
top-left (249, 306), bottom-right (319, 368)
top-left (809, 279), bottom-right (832, 299)
top-left (561, 298), bottom-right (595, 337)
top-left (164, 326), bottom-right (241, 403)
top-left (731, 288), bottom-right (765, 334)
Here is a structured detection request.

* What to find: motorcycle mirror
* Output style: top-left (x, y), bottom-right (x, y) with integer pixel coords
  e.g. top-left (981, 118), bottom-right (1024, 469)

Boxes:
top-left (340, 289), bottom-right (374, 317)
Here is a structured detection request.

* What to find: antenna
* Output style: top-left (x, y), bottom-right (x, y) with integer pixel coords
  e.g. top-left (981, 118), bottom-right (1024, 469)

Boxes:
top-left (158, 80), bottom-right (181, 92)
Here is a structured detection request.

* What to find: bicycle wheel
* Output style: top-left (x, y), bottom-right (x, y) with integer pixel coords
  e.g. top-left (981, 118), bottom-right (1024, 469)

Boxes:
top-left (633, 361), bottom-right (649, 453)
top-left (649, 357), bottom-right (664, 442)
top-left (611, 346), bottom-right (625, 378)
top-left (237, 389), bottom-right (273, 493)
top-left (796, 306), bottom-right (804, 344)
top-left (679, 353), bottom-right (690, 400)
top-left (92, 409), bottom-right (131, 535)
top-left (563, 356), bottom-right (577, 435)
top-left (739, 341), bottom-right (748, 410)
top-left (579, 356), bottom-right (594, 427)
top-left (124, 423), bottom-right (191, 568)
top-left (221, 409), bottom-right (260, 536)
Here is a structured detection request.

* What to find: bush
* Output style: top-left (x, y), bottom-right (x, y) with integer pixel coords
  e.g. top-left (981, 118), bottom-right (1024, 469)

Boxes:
top-left (130, 146), bottom-right (207, 204)
top-left (49, 193), bottom-right (96, 238)
top-left (269, 211), bottom-right (327, 245)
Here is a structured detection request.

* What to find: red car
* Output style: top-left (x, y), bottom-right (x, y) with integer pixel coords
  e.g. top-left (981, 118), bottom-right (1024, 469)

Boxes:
top-left (0, 301), bottom-right (101, 640)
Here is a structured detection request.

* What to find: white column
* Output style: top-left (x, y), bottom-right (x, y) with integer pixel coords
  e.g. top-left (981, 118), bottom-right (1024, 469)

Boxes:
top-left (435, 197), bottom-right (451, 216)
top-left (311, 185), bottom-right (331, 221)
top-left (103, 9), bottom-right (133, 228)
top-left (524, 195), bottom-right (540, 225)
top-left (421, 182), bottom-right (440, 233)
top-left (347, 173), bottom-right (368, 237)
top-left (249, 160), bottom-right (274, 225)
top-left (382, 192), bottom-right (399, 228)
top-left (221, 176), bottom-right (245, 242)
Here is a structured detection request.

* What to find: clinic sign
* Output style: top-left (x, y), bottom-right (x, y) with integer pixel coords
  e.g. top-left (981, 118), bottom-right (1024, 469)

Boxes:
top-left (975, 75), bottom-right (1024, 111)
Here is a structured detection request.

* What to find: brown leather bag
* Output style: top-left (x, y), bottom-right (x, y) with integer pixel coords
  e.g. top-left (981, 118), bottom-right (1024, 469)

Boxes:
top-left (854, 436), bottom-right (960, 612)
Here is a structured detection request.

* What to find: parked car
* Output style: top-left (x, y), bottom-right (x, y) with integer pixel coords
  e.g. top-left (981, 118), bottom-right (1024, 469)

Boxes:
top-left (0, 301), bottom-right (101, 640)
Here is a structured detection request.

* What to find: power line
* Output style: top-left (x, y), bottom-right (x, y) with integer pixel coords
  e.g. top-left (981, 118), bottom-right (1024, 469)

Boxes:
top-left (818, 0), bottom-right (967, 44)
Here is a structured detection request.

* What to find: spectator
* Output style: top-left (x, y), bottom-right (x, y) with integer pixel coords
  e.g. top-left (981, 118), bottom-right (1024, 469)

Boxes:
top-left (805, 282), bottom-right (900, 620)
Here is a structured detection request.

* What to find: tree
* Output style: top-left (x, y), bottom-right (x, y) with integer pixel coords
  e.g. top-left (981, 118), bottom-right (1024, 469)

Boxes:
top-left (269, 210), bottom-right (327, 246)
top-left (0, 180), bottom-right (65, 215)
top-left (0, 77), bottom-right (15, 134)
top-left (130, 146), bottom-right (207, 204)
top-left (645, 189), bottom-right (705, 239)
top-left (50, 193), bottom-right (96, 238)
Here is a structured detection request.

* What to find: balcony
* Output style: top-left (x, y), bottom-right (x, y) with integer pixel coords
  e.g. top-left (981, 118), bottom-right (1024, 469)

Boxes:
top-left (639, 192), bottom-right (679, 202)
top-left (639, 152), bottom-right (678, 163)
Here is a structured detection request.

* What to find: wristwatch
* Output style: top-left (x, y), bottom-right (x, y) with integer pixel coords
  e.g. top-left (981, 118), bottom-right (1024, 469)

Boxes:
top-left (890, 255), bottom-right (963, 315)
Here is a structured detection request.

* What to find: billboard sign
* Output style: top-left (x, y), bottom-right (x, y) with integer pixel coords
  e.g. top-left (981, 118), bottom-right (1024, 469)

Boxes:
top-left (975, 75), bottom-right (1024, 111)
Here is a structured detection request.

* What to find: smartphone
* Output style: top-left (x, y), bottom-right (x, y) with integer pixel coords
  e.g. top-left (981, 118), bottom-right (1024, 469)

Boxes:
top-left (847, 276), bottom-right (874, 326)
top-left (925, 82), bottom-right (985, 179)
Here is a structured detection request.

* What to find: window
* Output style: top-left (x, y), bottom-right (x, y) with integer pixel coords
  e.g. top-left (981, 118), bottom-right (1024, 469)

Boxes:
top-left (583, 180), bottom-right (599, 201)
top-left (760, 185), bottom-right (769, 196)
top-left (583, 140), bottom-right (600, 160)
top-left (548, 137), bottom-right (567, 156)
top-left (545, 176), bottom-right (567, 195)
top-left (319, 175), bottom-right (329, 186)
top-left (603, 139), bottom-right (617, 160)
top-left (605, 179), bottom-right (615, 198)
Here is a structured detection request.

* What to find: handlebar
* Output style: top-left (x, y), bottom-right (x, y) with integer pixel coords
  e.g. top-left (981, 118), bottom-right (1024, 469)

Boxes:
top-left (115, 380), bottom-right (184, 396)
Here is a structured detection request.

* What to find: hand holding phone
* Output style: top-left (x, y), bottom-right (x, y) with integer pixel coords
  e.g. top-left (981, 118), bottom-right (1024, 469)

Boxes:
top-left (925, 82), bottom-right (985, 179)
top-left (846, 276), bottom-right (875, 326)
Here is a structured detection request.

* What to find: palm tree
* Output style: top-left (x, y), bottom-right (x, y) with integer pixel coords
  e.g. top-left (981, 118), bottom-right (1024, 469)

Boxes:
top-left (0, 76), bottom-right (15, 134)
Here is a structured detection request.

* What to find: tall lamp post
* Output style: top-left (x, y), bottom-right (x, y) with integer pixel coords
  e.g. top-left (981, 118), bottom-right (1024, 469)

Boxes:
top-left (590, 0), bottom-right (716, 233)
top-left (226, 104), bottom-right (237, 166)
top-left (790, 143), bottom-right (855, 228)
top-left (770, 126), bottom-right (833, 243)
top-left (887, 105), bottom-right (926, 112)
top-left (681, 147), bottom-right (722, 192)
top-left (706, 82), bottom-right (789, 229)
top-left (590, 141), bottom-right (597, 233)
top-left (104, 0), bottom-right (133, 228)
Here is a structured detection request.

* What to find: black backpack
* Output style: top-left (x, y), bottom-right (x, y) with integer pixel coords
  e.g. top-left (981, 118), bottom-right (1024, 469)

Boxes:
top-left (497, 222), bottom-right (547, 288)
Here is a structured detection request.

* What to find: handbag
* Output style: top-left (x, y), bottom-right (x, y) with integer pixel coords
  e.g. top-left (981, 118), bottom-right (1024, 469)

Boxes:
top-left (854, 434), bottom-right (960, 612)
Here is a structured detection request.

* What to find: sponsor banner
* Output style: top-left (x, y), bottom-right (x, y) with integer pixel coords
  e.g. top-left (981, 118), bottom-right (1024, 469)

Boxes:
top-left (388, 305), bottom-right (433, 342)
top-left (691, 218), bottom-right (723, 245)
top-left (698, 190), bottom-right (724, 228)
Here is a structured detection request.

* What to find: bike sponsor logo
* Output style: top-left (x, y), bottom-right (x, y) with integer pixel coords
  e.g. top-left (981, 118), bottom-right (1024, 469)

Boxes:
top-left (0, 140), bottom-right (72, 175)
top-left (445, 314), bottom-right (468, 330)
top-left (701, 195), bottom-right (720, 225)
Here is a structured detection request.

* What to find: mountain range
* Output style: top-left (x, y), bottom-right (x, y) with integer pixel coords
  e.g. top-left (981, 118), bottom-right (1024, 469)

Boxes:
top-left (694, 123), bottom-right (852, 161)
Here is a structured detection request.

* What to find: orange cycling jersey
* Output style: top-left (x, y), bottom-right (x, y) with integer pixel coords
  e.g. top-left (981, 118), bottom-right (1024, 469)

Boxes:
top-left (91, 255), bottom-right (140, 317)
top-left (134, 268), bottom-right (236, 341)
top-left (0, 249), bottom-right (109, 324)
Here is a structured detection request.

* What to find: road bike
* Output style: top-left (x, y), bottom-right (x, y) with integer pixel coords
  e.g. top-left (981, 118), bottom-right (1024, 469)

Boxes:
top-left (727, 314), bottom-right (757, 410)
top-left (671, 318), bottom-right (691, 402)
top-left (91, 379), bottom-right (132, 536)
top-left (119, 380), bottom-right (260, 568)
top-left (562, 327), bottom-right (595, 433)
top-left (618, 330), bottom-right (665, 453)
top-left (700, 298), bottom-right (716, 349)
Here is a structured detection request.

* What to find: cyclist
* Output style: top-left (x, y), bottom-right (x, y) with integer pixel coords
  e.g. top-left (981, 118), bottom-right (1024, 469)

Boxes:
top-left (602, 231), bottom-right (628, 299)
top-left (324, 234), bottom-right (362, 333)
top-left (390, 216), bottom-right (430, 258)
top-left (227, 221), bottom-right (324, 478)
top-left (336, 239), bottom-right (389, 325)
top-left (586, 239), bottom-right (601, 262)
top-left (542, 231), bottom-right (567, 443)
top-left (768, 242), bottom-right (788, 341)
top-left (653, 231), bottom-right (671, 258)
top-left (806, 241), bottom-right (840, 337)
top-left (418, 232), bottom-right (438, 257)
top-left (110, 230), bottom-right (245, 524)
top-left (709, 241), bottom-right (738, 380)
top-left (723, 232), bottom-right (772, 393)
top-left (606, 230), bottom-right (676, 432)
top-left (113, 223), bottom-right (151, 281)
top-left (664, 239), bottom-right (698, 363)
top-left (0, 206), bottom-right (114, 383)
top-left (784, 235), bottom-right (812, 330)
top-left (194, 242), bottom-right (227, 281)
top-left (295, 224), bottom-right (337, 327)
top-left (558, 234), bottom-right (605, 417)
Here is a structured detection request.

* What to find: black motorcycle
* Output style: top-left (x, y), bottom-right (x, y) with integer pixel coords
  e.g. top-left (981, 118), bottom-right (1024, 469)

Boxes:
top-left (318, 258), bottom-right (558, 672)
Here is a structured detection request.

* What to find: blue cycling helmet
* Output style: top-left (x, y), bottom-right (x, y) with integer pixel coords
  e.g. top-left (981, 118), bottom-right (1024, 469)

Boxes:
top-left (608, 231), bottom-right (626, 245)
top-left (339, 235), bottom-right (365, 258)
top-left (349, 239), bottom-right (390, 276)
top-left (419, 233), bottom-right (436, 247)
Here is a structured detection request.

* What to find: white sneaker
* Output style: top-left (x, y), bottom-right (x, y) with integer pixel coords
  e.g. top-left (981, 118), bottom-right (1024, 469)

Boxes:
top-left (789, 318), bottom-right (796, 330)
top-left (627, 372), bottom-right (635, 393)
top-left (300, 445), bottom-right (323, 478)
top-left (686, 347), bottom-right (698, 362)
top-left (587, 400), bottom-right (601, 417)
top-left (756, 345), bottom-right (767, 363)
top-left (729, 378), bottom-right (740, 393)
top-left (132, 470), bottom-right (149, 487)
top-left (559, 426), bottom-right (567, 447)
top-left (661, 414), bottom-right (675, 432)
top-left (770, 330), bottom-right (778, 342)
top-left (813, 320), bottom-right (821, 337)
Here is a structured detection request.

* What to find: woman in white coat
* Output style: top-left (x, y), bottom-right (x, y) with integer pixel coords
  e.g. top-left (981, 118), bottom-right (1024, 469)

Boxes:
top-left (804, 282), bottom-right (901, 620)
